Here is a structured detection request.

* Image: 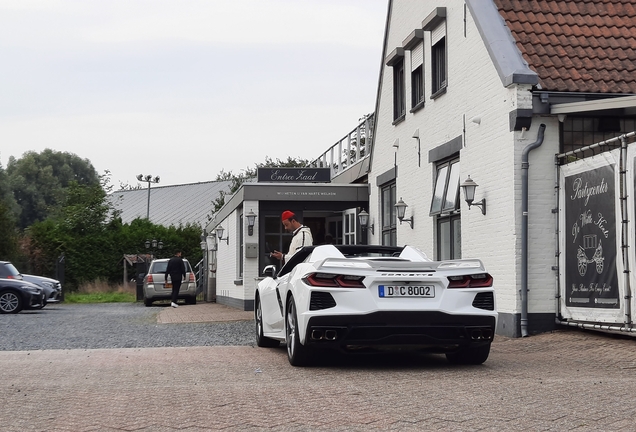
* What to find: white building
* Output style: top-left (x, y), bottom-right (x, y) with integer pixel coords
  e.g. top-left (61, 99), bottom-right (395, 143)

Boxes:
top-left (367, 0), bottom-right (636, 337)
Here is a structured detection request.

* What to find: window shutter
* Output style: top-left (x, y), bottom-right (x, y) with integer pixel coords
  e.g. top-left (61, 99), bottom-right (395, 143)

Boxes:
top-left (411, 42), bottom-right (423, 72)
top-left (431, 23), bottom-right (445, 45)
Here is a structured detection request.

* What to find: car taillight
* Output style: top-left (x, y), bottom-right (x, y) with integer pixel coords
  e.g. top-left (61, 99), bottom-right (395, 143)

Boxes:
top-left (302, 273), bottom-right (366, 288)
top-left (7, 275), bottom-right (15, 279)
top-left (189, 273), bottom-right (195, 282)
top-left (147, 274), bottom-right (154, 283)
top-left (447, 273), bottom-right (493, 288)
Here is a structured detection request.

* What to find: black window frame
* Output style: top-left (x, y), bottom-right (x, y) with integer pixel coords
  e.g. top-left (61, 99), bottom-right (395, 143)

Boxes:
top-left (411, 64), bottom-right (424, 110)
top-left (437, 214), bottom-right (461, 260)
top-left (380, 182), bottom-right (397, 246)
top-left (431, 36), bottom-right (447, 97)
top-left (392, 59), bottom-right (406, 122)
top-left (559, 115), bottom-right (636, 159)
top-left (430, 158), bottom-right (460, 216)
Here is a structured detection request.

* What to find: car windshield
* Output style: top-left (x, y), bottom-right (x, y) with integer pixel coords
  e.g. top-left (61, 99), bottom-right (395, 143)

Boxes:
top-left (0, 262), bottom-right (21, 278)
top-left (149, 260), bottom-right (191, 273)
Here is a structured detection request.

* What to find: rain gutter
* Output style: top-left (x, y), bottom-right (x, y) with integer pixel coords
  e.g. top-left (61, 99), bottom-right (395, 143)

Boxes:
top-left (521, 124), bottom-right (546, 337)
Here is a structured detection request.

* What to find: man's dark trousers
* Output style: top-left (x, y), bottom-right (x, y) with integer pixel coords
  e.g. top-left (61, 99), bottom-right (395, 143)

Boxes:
top-left (170, 274), bottom-right (182, 304)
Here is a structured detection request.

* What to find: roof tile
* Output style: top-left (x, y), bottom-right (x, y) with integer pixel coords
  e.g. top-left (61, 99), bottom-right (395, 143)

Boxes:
top-left (494, 0), bottom-right (636, 93)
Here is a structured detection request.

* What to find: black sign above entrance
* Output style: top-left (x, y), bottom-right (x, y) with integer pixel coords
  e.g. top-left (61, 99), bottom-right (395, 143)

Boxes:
top-left (257, 168), bottom-right (331, 183)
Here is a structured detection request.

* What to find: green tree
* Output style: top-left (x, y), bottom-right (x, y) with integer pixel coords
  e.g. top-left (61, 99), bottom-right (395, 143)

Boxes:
top-left (6, 149), bottom-right (100, 229)
top-left (0, 162), bottom-right (19, 260)
top-left (25, 173), bottom-right (117, 286)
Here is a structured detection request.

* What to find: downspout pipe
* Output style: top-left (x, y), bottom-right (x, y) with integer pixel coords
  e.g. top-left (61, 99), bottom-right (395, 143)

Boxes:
top-left (521, 124), bottom-right (546, 337)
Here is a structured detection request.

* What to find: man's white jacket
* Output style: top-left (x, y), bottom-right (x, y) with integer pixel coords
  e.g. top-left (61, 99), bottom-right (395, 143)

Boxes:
top-left (284, 226), bottom-right (313, 264)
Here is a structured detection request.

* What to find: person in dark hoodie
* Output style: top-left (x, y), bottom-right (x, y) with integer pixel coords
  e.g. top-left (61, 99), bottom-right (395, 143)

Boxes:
top-left (165, 250), bottom-right (186, 308)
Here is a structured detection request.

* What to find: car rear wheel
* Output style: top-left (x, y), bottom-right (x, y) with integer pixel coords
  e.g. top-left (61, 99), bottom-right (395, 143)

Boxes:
top-left (0, 290), bottom-right (23, 314)
top-left (255, 296), bottom-right (279, 348)
top-left (446, 343), bottom-right (491, 365)
top-left (143, 297), bottom-right (153, 307)
top-left (186, 296), bottom-right (196, 305)
top-left (285, 296), bottom-right (311, 366)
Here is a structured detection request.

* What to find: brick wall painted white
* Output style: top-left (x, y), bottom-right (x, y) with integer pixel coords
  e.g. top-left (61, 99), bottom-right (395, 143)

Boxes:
top-left (214, 209), bottom-right (243, 301)
top-left (242, 201), bottom-right (259, 302)
top-left (369, 0), bottom-right (561, 317)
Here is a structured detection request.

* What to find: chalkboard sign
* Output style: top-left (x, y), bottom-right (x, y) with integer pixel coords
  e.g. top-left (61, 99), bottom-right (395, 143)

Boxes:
top-left (564, 163), bottom-right (619, 308)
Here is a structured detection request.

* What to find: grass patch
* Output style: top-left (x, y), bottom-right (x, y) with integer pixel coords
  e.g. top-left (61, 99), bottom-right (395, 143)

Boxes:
top-left (64, 279), bottom-right (137, 303)
top-left (64, 292), bottom-right (137, 303)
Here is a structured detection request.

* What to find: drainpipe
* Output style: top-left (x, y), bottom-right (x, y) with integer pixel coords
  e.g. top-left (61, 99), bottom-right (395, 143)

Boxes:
top-left (521, 124), bottom-right (546, 337)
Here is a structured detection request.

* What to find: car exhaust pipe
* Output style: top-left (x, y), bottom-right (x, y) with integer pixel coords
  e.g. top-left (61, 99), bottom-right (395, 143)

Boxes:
top-left (482, 329), bottom-right (493, 340)
top-left (470, 329), bottom-right (483, 340)
top-left (311, 329), bottom-right (324, 340)
top-left (324, 329), bottom-right (337, 340)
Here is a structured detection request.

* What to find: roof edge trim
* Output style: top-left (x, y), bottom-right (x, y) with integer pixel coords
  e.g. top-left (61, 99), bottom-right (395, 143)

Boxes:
top-left (466, 0), bottom-right (538, 88)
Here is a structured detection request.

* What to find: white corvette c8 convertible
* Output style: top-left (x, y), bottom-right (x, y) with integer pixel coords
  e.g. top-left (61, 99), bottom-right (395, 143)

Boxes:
top-left (254, 244), bottom-right (497, 366)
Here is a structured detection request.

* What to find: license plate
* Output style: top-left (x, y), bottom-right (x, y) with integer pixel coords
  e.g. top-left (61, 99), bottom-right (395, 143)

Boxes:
top-left (378, 285), bottom-right (435, 298)
top-left (165, 283), bottom-right (172, 289)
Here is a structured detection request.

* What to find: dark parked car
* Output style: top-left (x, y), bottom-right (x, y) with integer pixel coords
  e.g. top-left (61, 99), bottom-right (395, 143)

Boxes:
top-left (0, 261), bottom-right (62, 306)
top-left (22, 274), bottom-right (62, 304)
top-left (0, 278), bottom-right (45, 313)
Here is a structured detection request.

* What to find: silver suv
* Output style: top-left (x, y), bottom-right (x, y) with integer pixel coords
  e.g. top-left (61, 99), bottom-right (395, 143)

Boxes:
top-left (142, 258), bottom-right (197, 306)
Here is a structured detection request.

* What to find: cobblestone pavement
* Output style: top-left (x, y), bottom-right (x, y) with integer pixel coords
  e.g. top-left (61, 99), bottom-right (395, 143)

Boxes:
top-left (2, 304), bottom-right (636, 431)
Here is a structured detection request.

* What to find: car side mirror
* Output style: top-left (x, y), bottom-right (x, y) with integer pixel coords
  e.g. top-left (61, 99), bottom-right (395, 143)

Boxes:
top-left (262, 265), bottom-right (277, 278)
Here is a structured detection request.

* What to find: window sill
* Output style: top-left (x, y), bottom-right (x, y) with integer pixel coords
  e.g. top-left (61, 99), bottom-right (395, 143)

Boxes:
top-left (430, 86), bottom-right (447, 100)
top-left (392, 114), bottom-right (406, 126)
top-left (410, 100), bottom-right (425, 113)
top-left (233, 279), bottom-right (243, 286)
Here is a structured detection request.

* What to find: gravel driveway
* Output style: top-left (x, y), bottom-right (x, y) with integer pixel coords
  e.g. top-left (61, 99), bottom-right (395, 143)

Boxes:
top-left (0, 303), bottom-right (254, 351)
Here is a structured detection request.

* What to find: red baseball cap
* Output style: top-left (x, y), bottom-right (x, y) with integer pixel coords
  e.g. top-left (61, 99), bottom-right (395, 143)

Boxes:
top-left (281, 210), bottom-right (295, 221)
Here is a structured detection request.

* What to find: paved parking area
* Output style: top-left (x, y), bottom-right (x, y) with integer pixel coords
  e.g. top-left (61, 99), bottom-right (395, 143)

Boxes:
top-left (156, 302), bottom-right (253, 324)
top-left (2, 304), bottom-right (636, 431)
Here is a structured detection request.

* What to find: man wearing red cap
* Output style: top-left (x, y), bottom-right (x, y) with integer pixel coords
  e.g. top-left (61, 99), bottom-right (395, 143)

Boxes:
top-left (270, 210), bottom-right (313, 264)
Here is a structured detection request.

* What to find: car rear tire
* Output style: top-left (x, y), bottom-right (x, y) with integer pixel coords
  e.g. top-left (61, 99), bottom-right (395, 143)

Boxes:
top-left (0, 290), bottom-right (23, 314)
top-left (186, 296), bottom-right (197, 305)
top-left (446, 343), bottom-right (491, 365)
top-left (255, 296), bottom-right (280, 348)
top-left (285, 296), bottom-right (312, 366)
top-left (143, 297), bottom-right (153, 307)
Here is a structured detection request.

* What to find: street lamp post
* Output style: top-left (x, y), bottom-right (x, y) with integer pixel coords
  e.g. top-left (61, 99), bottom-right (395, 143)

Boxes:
top-left (137, 174), bottom-right (160, 219)
top-left (145, 238), bottom-right (164, 259)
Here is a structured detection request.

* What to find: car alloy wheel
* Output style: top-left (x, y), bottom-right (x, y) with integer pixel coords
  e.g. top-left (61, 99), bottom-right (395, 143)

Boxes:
top-left (255, 296), bottom-right (279, 348)
top-left (0, 291), bottom-right (23, 314)
top-left (285, 296), bottom-right (311, 366)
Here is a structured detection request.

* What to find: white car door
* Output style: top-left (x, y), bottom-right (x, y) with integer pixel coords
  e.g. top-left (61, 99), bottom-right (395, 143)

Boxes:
top-left (259, 275), bottom-right (286, 334)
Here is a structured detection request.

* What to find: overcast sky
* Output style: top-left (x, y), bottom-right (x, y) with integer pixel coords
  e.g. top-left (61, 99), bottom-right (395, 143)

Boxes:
top-left (0, 0), bottom-right (387, 189)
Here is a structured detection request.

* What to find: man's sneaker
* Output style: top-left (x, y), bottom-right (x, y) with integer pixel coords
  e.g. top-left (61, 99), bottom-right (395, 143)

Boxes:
top-left (171, 302), bottom-right (178, 308)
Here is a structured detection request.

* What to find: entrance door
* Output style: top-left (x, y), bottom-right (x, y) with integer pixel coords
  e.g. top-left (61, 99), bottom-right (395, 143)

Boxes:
top-left (325, 216), bottom-right (343, 244)
top-left (343, 208), bottom-right (357, 245)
